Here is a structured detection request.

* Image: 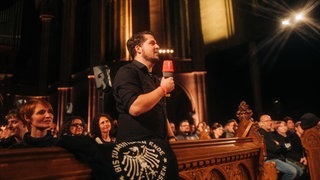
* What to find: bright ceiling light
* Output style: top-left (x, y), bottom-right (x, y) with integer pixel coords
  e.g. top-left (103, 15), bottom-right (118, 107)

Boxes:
top-left (294, 13), bottom-right (304, 21)
top-left (281, 19), bottom-right (291, 26)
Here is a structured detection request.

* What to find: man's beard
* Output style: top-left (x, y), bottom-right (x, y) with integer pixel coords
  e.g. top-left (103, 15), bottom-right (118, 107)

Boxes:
top-left (142, 54), bottom-right (159, 63)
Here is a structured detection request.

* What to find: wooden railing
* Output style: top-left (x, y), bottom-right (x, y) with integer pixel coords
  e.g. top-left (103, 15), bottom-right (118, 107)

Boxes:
top-left (0, 138), bottom-right (261, 180)
top-left (300, 124), bottom-right (320, 180)
top-left (0, 147), bottom-right (91, 179)
top-left (171, 137), bottom-right (261, 179)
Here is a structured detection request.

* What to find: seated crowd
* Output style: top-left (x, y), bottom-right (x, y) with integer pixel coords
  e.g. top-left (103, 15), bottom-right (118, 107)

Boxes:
top-left (0, 98), bottom-right (319, 180)
top-left (258, 113), bottom-right (320, 180)
top-left (172, 118), bottom-right (238, 140)
top-left (0, 98), bottom-right (117, 179)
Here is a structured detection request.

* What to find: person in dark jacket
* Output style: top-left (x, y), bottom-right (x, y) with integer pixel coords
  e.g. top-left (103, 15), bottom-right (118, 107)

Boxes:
top-left (273, 120), bottom-right (305, 179)
top-left (258, 114), bottom-right (300, 180)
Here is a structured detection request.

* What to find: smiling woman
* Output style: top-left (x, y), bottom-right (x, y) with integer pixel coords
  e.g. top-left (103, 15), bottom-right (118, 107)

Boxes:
top-left (10, 99), bottom-right (58, 148)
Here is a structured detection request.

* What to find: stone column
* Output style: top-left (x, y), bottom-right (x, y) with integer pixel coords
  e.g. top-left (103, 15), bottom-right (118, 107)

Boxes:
top-left (39, 14), bottom-right (54, 95)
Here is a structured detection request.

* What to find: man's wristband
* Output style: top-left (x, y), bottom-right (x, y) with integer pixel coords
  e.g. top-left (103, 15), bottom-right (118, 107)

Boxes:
top-left (160, 85), bottom-right (167, 95)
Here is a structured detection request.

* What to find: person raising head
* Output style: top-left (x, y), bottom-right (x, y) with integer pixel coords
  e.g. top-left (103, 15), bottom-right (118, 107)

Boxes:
top-left (112, 31), bottom-right (178, 179)
top-left (90, 113), bottom-right (116, 144)
top-left (258, 114), bottom-right (301, 180)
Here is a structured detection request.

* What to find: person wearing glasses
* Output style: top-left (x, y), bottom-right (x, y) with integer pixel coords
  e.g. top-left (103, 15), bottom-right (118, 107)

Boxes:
top-left (59, 116), bottom-right (87, 136)
top-left (58, 115), bottom-right (115, 179)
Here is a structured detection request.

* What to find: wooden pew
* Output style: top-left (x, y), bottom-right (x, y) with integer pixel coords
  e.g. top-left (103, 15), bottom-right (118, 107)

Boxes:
top-left (300, 124), bottom-right (320, 180)
top-left (234, 101), bottom-right (278, 180)
top-left (171, 137), bottom-right (261, 179)
top-left (245, 122), bottom-right (278, 180)
top-left (0, 138), bottom-right (261, 179)
top-left (0, 147), bottom-right (91, 179)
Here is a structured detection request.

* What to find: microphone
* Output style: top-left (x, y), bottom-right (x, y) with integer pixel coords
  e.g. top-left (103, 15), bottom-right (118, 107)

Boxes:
top-left (162, 60), bottom-right (174, 78)
top-left (162, 60), bottom-right (174, 97)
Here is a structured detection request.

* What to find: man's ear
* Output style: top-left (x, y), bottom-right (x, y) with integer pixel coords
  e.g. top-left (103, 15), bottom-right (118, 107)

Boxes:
top-left (135, 45), bottom-right (142, 54)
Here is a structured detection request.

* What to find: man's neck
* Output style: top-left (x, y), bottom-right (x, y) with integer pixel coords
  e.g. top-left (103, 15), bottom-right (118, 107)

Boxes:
top-left (135, 58), bottom-right (155, 72)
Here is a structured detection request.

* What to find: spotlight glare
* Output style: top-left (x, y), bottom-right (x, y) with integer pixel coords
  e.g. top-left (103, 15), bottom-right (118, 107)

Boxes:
top-left (159, 48), bottom-right (174, 54)
top-left (281, 19), bottom-right (290, 26)
top-left (295, 13), bottom-right (304, 21)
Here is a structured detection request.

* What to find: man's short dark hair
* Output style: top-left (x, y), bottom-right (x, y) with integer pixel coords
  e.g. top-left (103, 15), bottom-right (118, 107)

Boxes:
top-left (126, 31), bottom-right (155, 59)
top-left (283, 116), bottom-right (295, 123)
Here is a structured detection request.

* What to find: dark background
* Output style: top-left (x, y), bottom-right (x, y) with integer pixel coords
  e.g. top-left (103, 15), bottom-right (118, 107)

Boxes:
top-left (205, 32), bottom-right (320, 124)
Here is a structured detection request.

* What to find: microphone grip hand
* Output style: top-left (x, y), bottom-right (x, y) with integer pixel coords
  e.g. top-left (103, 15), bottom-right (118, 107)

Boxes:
top-left (160, 77), bottom-right (175, 94)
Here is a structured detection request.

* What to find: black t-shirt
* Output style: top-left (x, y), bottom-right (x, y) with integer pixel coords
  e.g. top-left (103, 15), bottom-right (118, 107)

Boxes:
top-left (10, 131), bottom-right (58, 148)
top-left (287, 132), bottom-right (305, 162)
top-left (113, 60), bottom-right (167, 142)
top-left (0, 136), bottom-right (18, 148)
top-left (258, 128), bottom-right (286, 161)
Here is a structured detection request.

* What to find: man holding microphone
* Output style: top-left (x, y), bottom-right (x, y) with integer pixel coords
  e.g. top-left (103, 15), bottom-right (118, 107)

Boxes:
top-left (112, 31), bottom-right (178, 179)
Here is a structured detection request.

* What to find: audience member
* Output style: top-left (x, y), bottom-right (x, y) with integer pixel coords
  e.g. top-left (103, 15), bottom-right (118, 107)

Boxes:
top-left (0, 109), bottom-right (28, 148)
top-left (258, 114), bottom-right (300, 180)
top-left (190, 123), bottom-right (196, 136)
top-left (58, 115), bottom-right (116, 179)
top-left (273, 121), bottom-right (304, 178)
top-left (60, 116), bottom-right (87, 136)
top-left (90, 113), bottom-right (116, 144)
top-left (271, 120), bottom-right (281, 132)
top-left (169, 121), bottom-right (177, 136)
top-left (0, 126), bottom-right (3, 140)
top-left (10, 99), bottom-right (58, 148)
top-left (195, 121), bottom-right (211, 140)
top-left (176, 120), bottom-right (198, 140)
top-left (221, 118), bottom-right (238, 138)
top-left (210, 122), bottom-right (224, 139)
top-left (286, 121), bottom-right (309, 179)
top-left (0, 126), bottom-right (10, 142)
top-left (283, 116), bottom-right (296, 134)
top-left (299, 112), bottom-right (319, 130)
top-left (49, 122), bottom-right (58, 138)
top-left (294, 121), bottom-right (303, 137)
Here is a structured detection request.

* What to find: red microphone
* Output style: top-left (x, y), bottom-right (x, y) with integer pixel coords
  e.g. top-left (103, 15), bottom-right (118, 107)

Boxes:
top-left (162, 60), bottom-right (174, 97)
top-left (162, 60), bottom-right (174, 78)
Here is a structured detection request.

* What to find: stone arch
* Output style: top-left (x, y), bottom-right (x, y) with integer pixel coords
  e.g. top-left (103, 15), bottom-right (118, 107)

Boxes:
top-left (171, 72), bottom-right (207, 126)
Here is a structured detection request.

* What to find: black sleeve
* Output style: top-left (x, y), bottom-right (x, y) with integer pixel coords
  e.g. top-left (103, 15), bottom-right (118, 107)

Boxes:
top-left (58, 135), bottom-right (116, 179)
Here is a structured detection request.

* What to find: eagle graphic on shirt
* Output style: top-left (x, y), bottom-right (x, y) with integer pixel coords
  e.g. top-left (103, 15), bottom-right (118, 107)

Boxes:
top-left (122, 145), bottom-right (160, 179)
